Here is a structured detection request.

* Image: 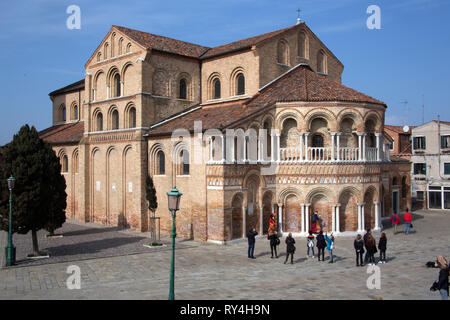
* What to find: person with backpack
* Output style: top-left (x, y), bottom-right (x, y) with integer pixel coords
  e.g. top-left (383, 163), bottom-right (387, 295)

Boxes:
top-left (403, 208), bottom-right (413, 235)
top-left (365, 234), bottom-right (377, 265)
top-left (268, 230), bottom-right (279, 258)
top-left (390, 212), bottom-right (401, 234)
top-left (324, 232), bottom-right (335, 263)
top-left (354, 234), bottom-right (365, 267)
top-left (306, 230), bottom-right (315, 258)
top-left (378, 232), bottom-right (387, 264)
top-left (316, 230), bottom-right (326, 261)
top-left (284, 233), bottom-right (296, 264)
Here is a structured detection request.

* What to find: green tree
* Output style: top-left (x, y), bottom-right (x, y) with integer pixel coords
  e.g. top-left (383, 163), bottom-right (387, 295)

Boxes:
top-left (145, 175), bottom-right (158, 243)
top-left (0, 125), bottom-right (67, 256)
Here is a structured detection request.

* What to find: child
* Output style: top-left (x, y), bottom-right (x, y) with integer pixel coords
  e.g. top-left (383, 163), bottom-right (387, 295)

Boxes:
top-left (307, 230), bottom-right (315, 258)
top-left (378, 232), bottom-right (387, 264)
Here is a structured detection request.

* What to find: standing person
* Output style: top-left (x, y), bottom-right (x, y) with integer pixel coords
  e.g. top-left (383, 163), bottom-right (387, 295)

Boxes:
top-left (325, 232), bottom-right (335, 263)
top-left (403, 208), bottom-right (412, 234)
top-left (436, 256), bottom-right (449, 300)
top-left (307, 230), bottom-right (315, 258)
top-left (390, 212), bottom-right (401, 235)
top-left (363, 229), bottom-right (371, 263)
top-left (378, 232), bottom-right (387, 264)
top-left (247, 228), bottom-right (258, 259)
top-left (284, 233), bottom-right (296, 264)
top-left (311, 211), bottom-right (319, 234)
top-left (365, 234), bottom-right (377, 265)
top-left (316, 230), bottom-right (326, 261)
top-left (354, 234), bottom-right (365, 267)
top-left (268, 230), bottom-right (279, 258)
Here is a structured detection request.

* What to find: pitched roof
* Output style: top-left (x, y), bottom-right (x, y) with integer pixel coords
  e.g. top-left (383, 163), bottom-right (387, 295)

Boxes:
top-left (39, 122), bottom-right (84, 145)
top-left (200, 25), bottom-right (297, 59)
top-left (149, 64), bottom-right (386, 137)
top-left (49, 79), bottom-right (85, 97)
top-left (113, 26), bottom-right (210, 58)
top-left (246, 64), bottom-right (386, 107)
top-left (384, 125), bottom-right (415, 134)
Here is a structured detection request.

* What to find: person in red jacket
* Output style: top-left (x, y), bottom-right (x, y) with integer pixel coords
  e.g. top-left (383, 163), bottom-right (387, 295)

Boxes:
top-left (403, 208), bottom-right (412, 234)
top-left (390, 212), bottom-right (401, 235)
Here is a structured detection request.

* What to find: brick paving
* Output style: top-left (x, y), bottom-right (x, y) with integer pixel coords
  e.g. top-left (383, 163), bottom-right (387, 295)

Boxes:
top-left (0, 211), bottom-right (449, 300)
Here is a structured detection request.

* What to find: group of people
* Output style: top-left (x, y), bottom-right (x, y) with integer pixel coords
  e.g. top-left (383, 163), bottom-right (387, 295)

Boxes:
top-left (354, 229), bottom-right (387, 266)
top-left (390, 208), bottom-right (413, 234)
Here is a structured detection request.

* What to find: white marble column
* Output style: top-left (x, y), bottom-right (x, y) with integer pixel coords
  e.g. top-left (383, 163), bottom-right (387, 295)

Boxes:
top-left (374, 201), bottom-right (381, 231)
top-left (305, 204), bottom-right (310, 232)
top-left (336, 133), bottom-right (341, 161)
top-left (304, 133), bottom-right (310, 161)
top-left (278, 204), bottom-right (283, 234)
top-left (361, 203), bottom-right (366, 231)
top-left (93, 88), bottom-right (97, 101)
top-left (106, 84), bottom-right (110, 99)
top-left (209, 137), bottom-right (214, 162)
top-left (301, 204), bottom-right (305, 233)
top-left (276, 133), bottom-right (281, 162)
top-left (299, 132), bottom-right (304, 162)
top-left (336, 204), bottom-right (341, 233)
top-left (243, 137), bottom-right (248, 163)
top-left (332, 205), bottom-right (336, 232)
top-left (330, 132), bottom-right (336, 161)
top-left (357, 133), bottom-right (363, 161)
top-left (375, 133), bottom-right (382, 161)
top-left (259, 200), bottom-right (263, 235)
top-left (270, 132), bottom-right (275, 163)
top-left (242, 206), bottom-right (246, 238)
top-left (120, 81), bottom-right (124, 97)
top-left (357, 203), bottom-right (362, 232)
top-left (362, 133), bottom-right (367, 162)
top-left (221, 135), bottom-right (226, 163)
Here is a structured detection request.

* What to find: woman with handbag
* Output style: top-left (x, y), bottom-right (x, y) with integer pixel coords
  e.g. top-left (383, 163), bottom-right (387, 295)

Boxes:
top-left (284, 233), bottom-right (295, 264)
top-left (268, 230), bottom-right (279, 258)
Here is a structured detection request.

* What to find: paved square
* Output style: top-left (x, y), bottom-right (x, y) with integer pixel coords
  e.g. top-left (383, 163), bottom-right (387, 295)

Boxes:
top-left (0, 210), bottom-right (448, 300)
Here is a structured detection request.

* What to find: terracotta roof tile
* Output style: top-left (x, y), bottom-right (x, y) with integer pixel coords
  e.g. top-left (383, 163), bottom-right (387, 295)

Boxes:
top-left (39, 122), bottom-right (84, 145)
top-left (246, 64), bottom-right (386, 107)
top-left (49, 79), bottom-right (84, 97)
top-left (114, 26), bottom-right (210, 58)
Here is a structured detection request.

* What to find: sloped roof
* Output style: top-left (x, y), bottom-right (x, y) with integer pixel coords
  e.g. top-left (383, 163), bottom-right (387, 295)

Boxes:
top-left (149, 64), bottom-right (386, 137)
top-left (49, 79), bottom-right (85, 97)
top-left (384, 125), bottom-right (415, 134)
top-left (39, 122), bottom-right (84, 145)
top-left (114, 25), bottom-right (210, 58)
top-left (246, 64), bottom-right (386, 107)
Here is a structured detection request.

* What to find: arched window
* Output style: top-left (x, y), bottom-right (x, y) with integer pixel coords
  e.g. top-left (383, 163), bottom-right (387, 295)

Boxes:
top-left (277, 40), bottom-right (289, 65)
top-left (62, 106), bottom-right (66, 122)
top-left (74, 105), bottom-right (78, 120)
top-left (393, 177), bottom-right (398, 186)
top-left (129, 107), bottom-right (136, 128)
top-left (112, 110), bottom-right (119, 130)
top-left (62, 155), bottom-right (68, 173)
top-left (114, 74), bottom-right (121, 97)
top-left (236, 73), bottom-right (245, 95)
top-left (179, 79), bottom-right (187, 99)
top-left (157, 150), bottom-right (165, 175)
top-left (97, 52), bottom-right (101, 62)
top-left (312, 134), bottom-right (324, 147)
top-left (317, 50), bottom-right (327, 74)
top-left (213, 79), bottom-right (221, 99)
top-left (104, 43), bottom-right (109, 60)
top-left (182, 150), bottom-right (190, 175)
top-left (298, 32), bottom-right (305, 57)
top-left (97, 112), bottom-right (103, 131)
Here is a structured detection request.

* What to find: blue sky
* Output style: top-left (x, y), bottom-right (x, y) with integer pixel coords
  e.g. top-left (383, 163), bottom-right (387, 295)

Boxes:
top-left (0, 0), bottom-right (449, 144)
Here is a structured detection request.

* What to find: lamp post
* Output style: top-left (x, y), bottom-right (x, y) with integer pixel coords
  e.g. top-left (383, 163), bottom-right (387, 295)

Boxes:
top-left (167, 186), bottom-right (182, 300)
top-left (5, 176), bottom-right (15, 267)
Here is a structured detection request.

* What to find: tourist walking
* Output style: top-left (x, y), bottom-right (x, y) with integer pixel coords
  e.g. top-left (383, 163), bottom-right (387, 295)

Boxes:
top-left (284, 233), bottom-right (296, 264)
top-left (316, 230), bottom-right (326, 261)
top-left (403, 208), bottom-right (413, 234)
top-left (390, 212), bottom-right (401, 234)
top-left (378, 232), bottom-right (387, 264)
top-left (268, 230), bottom-right (279, 258)
top-left (324, 232), bottom-right (335, 263)
top-left (307, 230), bottom-right (315, 258)
top-left (354, 234), bottom-right (365, 267)
top-left (365, 234), bottom-right (377, 265)
top-left (247, 228), bottom-right (258, 259)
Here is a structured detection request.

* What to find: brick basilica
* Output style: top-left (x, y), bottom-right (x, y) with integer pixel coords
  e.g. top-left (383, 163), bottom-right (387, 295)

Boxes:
top-left (40, 21), bottom-right (411, 243)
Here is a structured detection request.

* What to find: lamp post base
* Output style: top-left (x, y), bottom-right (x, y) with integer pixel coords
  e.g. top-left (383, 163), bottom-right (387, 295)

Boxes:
top-left (5, 246), bottom-right (16, 267)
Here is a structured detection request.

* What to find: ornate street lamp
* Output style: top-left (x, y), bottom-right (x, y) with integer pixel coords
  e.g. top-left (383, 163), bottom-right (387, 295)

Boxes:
top-left (167, 186), bottom-right (182, 300)
top-left (5, 176), bottom-right (16, 266)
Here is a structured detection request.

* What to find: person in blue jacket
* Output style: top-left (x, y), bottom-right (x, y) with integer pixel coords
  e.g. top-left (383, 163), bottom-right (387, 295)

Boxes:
top-left (324, 232), bottom-right (335, 263)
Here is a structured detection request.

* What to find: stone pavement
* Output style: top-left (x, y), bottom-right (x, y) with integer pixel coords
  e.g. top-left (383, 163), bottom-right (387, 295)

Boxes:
top-left (0, 211), bottom-right (448, 300)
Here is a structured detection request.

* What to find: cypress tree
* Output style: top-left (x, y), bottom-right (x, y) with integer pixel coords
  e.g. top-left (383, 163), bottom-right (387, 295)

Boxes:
top-left (145, 175), bottom-right (158, 243)
top-left (0, 125), bottom-right (67, 256)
